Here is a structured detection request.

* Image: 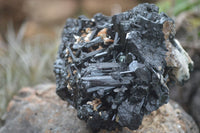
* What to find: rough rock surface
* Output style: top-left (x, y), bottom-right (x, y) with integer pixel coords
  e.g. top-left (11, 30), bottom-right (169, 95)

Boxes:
top-left (0, 84), bottom-right (198, 133)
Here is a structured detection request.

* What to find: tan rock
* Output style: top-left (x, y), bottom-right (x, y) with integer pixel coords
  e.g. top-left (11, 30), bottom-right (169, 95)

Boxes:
top-left (81, 0), bottom-right (138, 16)
top-left (0, 0), bottom-right (26, 39)
top-left (0, 84), bottom-right (198, 133)
top-left (24, 0), bottom-right (79, 25)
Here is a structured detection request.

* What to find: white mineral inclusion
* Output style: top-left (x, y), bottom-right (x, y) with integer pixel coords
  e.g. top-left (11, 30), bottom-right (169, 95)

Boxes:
top-left (172, 39), bottom-right (193, 83)
top-left (126, 32), bottom-right (131, 39)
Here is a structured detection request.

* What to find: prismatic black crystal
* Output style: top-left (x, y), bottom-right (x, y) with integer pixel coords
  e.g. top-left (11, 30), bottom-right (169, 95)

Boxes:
top-left (54, 3), bottom-right (193, 132)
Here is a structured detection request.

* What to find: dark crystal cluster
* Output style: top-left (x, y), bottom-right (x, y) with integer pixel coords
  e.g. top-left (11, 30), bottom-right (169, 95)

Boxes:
top-left (54, 3), bottom-right (189, 132)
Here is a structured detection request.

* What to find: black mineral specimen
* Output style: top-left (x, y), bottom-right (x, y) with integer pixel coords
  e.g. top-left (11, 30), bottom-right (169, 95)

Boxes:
top-left (54, 3), bottom-right (193, 132)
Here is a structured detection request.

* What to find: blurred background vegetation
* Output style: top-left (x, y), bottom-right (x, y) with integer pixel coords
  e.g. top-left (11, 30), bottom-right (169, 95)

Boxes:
top-left (0, 0), bottom-right (200, 127)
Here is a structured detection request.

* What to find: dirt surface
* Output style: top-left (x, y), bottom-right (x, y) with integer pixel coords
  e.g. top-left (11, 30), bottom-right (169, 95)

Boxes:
top-left (0, 84), bottom-right (198, 133)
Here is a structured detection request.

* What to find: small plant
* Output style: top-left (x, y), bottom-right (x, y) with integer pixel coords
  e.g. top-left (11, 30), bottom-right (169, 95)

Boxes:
top-left (0, 23), bottom-right (59, 121)
top-left (157, 0), bottom-right (200, 16)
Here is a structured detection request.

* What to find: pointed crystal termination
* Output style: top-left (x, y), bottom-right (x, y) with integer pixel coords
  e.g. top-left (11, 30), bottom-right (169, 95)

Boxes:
top-left (54, 3), bottom-right (193, 132)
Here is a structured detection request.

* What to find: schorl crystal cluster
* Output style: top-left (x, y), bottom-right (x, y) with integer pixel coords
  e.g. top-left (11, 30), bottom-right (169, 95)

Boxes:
top-left (54, 3), bottom-right (193, 132)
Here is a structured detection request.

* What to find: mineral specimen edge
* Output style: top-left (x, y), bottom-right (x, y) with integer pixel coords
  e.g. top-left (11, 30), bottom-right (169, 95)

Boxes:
top-left (54, 3), bottom-right (193, 132)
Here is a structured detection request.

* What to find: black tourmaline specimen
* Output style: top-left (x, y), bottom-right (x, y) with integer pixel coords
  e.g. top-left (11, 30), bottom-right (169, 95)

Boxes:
top-left (54, 3), bottom-right (193, 132)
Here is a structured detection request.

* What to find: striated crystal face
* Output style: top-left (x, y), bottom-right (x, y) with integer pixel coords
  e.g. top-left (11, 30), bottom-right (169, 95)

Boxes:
top-left (54, 3), bottom-right (193, 132)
